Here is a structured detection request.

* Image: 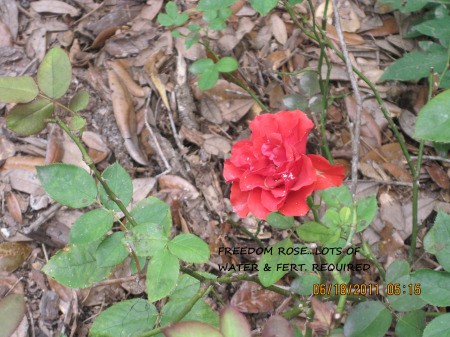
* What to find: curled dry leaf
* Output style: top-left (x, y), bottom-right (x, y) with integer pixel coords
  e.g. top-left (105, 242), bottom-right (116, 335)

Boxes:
top-left (230, 281), bottom-right (284, 313)
top-left (203, 135), bottom-right (232, 158)
top-left (139, 0), bottom-right (164, 20)
top-left (158, 175), bottom-right (200, 199)
top-left (364, 16), bottom-right (399, 37)
top-left (271, 14), bottom-right (287, 45)
top-left (109, 60), bottom-right (146, 98)
top-left (425, 162), bottom-right (450, 190)
top-left (309, 297), bottom-right (335, 334)
top-left (144, 50), bottom-right (170, 111)
top-left (326, 24), bottom-right (365, 45)
top-left (2, 156), bottom-right (45, 172)
top-left (0, 135), bottom-right (15, 161)
top-left (262, 315), bottom-right (295, 337)
top-left (0, 242), bottom-right (32, 272)
top-left (30, 0), bottom-right (80, 17)
top-left (108, 69), bottom-right (148, 165)
top-left (91, 26), bottom-right (119, 50)
top-left (45, 131), bottom-right (63, 165)
top-left (132, 177), bottom-right (156, 204)
top-left (381, 162), bottom-right (413, 182)
top-left (82, 131), bottom-right (110, 164)
top-left (6, 191), bottom-right (22, 223)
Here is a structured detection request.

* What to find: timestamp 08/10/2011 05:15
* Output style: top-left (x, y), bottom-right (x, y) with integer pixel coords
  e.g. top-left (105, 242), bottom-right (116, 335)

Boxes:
top-left (312, 283), bottom-right (422, 296)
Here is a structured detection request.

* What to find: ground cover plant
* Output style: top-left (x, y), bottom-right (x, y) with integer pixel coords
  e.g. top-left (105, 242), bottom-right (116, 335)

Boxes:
top-left (1, 0), bottom-right (450, 336)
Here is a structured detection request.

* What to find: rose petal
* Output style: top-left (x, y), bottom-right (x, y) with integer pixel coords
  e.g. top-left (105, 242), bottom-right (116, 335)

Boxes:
top-left (230, 183), bottom-right (250, 217)
top-left (239, 172), bottom-right (265, 191)
top-left (308, 154), bottom-right (345, 190)
top-left (223, 160), bottom-right (243, 182)
top-left (261, 189), bottom-right (283, 212)
top-left (247, 189), bottom-right (271, 219)
top-left (278, 184), bottom-right (314, 216)
top-left (276, 110), bottom-right (314, 152)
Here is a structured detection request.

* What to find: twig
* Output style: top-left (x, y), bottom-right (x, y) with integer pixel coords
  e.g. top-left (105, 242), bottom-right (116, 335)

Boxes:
top-left (412, 155), bottom-right (450, 164)
top-left (143, 98), bottom-right (172, 176)
top-left (331, 0), bottom-right (362, 198)
top-left (24, 203), bottom-right (62, 234)
top-left (91, 275), bottom-right (143, 288)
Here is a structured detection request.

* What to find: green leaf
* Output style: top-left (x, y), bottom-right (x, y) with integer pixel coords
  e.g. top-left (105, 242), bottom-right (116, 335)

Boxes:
top-left (130, 197), bottom-right (172, 236)
top-left (98, 162), bottom-right (133, 212)
top-left (322, 209), bottom-right (341, 227)
top-left (386, 274), bottom-right (426, 311)
top-left (218, 7), bottom-right (232, 19)
top-left (163, 300), bottom-right (219, 328)
top-left (146, 249), bottom-right (179, 302)
top-left (380, 49), bottom-right (448, 83)
top-left (296, 222), bottom-right (340, 245)
top-left (163, 321), bottom-right (223, 337)
top-left (37, 48), bottom-right (72, 99)
top-left (69, 115), bottom-right (86, 131)
top-left (216, 57), bottom-right (238, 73)
top-left (424, 211), bottom-right (450, 271)
top-left (220, 306), bottom-right (252, 337)
top-left (258, 238), bottom-right (294, 287)
top-left (415, 89), bottom-right (450, 142)
top-left (168, 234), bottom-right (210, 263)
top-left (282, 94), bottom-right (309, 111)
top-left (249, 0), bottom-right (278, 15)
top-left (0, 76), bottom-right (38, 103)
top-left (356, 196), bottom-right (377, 231)
top-left (395, 310), bottom-right (426, 337)
top-left (321, 186), bottom-right (352, 208)
top-left (165, 1), bottom-right (179, 18)
top-left (37, 163), bottom-right (97, 208)
top-left (377, 0), bottom-right (429, 13)
top-left (291, 273), bottom-right (321, 295)
top-left (6, 98), bottom-right (54, 136)
top-left (208, 18), bottom-right (227, 31)
top-left (411, 269), bottom-right (450, 306)
top-left (185, 32), bottom-right (200, 49)
top-left (266, 212), bottom-right (295, 229)
top-left (288, 0), bottom-right (304, 4)
top-left (413, 18), bottom-right (450, 46)
top-left (157, 13), bottom-right (174, 27)
top-left (0, 294), bottom-right (26, 337)
top-left (423, 313), bottom-right (450, 337)
top-left (189, 58), bottom-right (215, 75)
top-left (69, 90), bottom-right (89, 112)
top-left (69, 208), bottom-right (114, 245)
top-left (203, 9), bottom-right (218, 21)
top-left (90, 299), bottom-right (158, 337)
top-left (95, 232), bottom-right (129, 267)
top-left (125, 222), bottom-right (169, 257)
top-left (343, 301), bottom-right (392, 337)
top-left (199, 68), bottom-right (219, 90)
top-left (174, 12), bottom-right (189, 26)
top-left (170, 274), bottom-right (201, 302)
top-left (298, 71), bottom-right (320, 96)
top-left (386, 260), bottom-right (410, 282)
top-left (197, 0), bottom-right (236, 10)
top-left (42, 241), bottom-right (112, 288)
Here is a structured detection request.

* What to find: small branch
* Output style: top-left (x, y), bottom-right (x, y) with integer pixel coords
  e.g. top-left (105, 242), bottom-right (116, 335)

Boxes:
top-left (331, 0), bottom-right (362, 198)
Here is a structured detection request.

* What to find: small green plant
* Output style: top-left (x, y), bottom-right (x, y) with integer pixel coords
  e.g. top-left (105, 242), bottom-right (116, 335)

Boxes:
top-left (189, 57), bottom-right (238, 90)
top-left (380, 0), bottom-right (450, 88)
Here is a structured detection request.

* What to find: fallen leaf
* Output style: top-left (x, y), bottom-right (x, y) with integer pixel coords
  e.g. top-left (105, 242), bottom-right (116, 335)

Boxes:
top-left (158, 175), bottom-right (199, 199)
top-left (91, 26), bottom-right (119, 49)
top-left (2, 156), bottom-right (45, 172)
top-left (271, 14), bottom-right (287, 45)
top-left (230, 281), bottom-right (284, 313)
top-left (0, 242), bottom-right (32, 272)
top-left (364, 16), bottom-right (399, 36)
top-left (0, 135), bottom-right (15, 161)
top-left (6, 192), bottom-right (22, 224)
top-left (203, 135), bottom-right (232, 158)
top-left (310, 297), bottom-right (335, 334)
top-left (109, 60), bottom-right (146, 97)
top-left (327, 24), bottom-right (365, 45)
top-left (425, 162), bottom-right (450, 189)
top-left (30, 0), bottom-right (80, 17)
top-left (144, 50), bottom-right (170, 110)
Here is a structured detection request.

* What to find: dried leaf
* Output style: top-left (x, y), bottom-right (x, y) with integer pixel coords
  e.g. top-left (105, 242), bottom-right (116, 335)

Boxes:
top-left (364, 16), bottom-right (399, 37)
top-left (109, 60), bottom-right (146, 97)
top-left (139, 0), bottom-right (163, 21)
top-left (91, 26), bottom-right (119, 49)
top-left (203, 135), bottom-right (231, 158)
top-left (45, 131), bottom-right (63, 165)
top-left (158, 175), bottom-right (199, 199)
top-left (327, 24), bottom-right (365, 45)
top-left (262, 315), bottom-right (295, 337)
top-left (2, 156), bottom-right (45, 172)
top-left (6, 192), bottom-right (22, 224)
top-left (0, 242), bottom-right (32, 272)
top-left (144, 50), bottom-right (170, 110)
top-left (310, 297), bottom-right (334, 333)
top-left (425, 163), bottom-right (450, 189)
top-left (30, 0), bottom-right (80, 17)
top-left (345, 96), bottom-right (381, 146)
top-left (0, 135), bottom-right (15, 161)
top-left (230, 281), bottom-right (283, 313)
top-left (271, 14), bottom-right (287, 45)
top-left (381, 162), bottom-right (413, 182)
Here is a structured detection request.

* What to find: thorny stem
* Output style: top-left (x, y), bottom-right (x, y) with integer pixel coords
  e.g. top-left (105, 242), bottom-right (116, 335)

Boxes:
top-left (306, 196), bottom-right (320, 223)
top-left (227, 218), bottom-right (265, 247)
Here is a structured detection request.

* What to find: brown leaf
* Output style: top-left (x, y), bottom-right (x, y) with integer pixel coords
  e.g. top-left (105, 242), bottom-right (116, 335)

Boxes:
top-left (91, 26), bottom-right (119, 49)
top-left (30, 0), bottom-right (80, 17)
top-left (109, 60), bottom-right (146, 97)
top-left (230, 281), bottom-right (284, 313)
top-left (0, 21), bottom-right (12, 47)
top-left (345, 96), bottom-right (381, 146)
top-left (202, 135), bottom-right (231, 158)
top-left (309, 297), bottom-right (334, 333)
top-left (158, 175), bottom-right (199, 199)
top-left (0, 135), bottom-right (15, 161)
top-left (45, 131), bottom-right (64, 165)
top-left (379, 221), bottom-right (406, 267)
top-left (144, 50), bottom-right (170, 111)
top-left (2, 156), bottom-right (45, 172)
top-left (381, 162), bottom-right (413, 182)
top-left (364, 16), bottom-right (399, 37)
top-left (262, 315), bottom-right (295, 337)
top-left (271, 14), bottom-right (287, 45)
top-left (0, 242), bottom-right (32, 272)
top-left (6, 192), bottom-right (22, 224)
top-left (139, 0), bottom-right (163, 21)
top-left (108, 68), bottom-right (148, 165)
top-left (425, 163), bottom-right (450, 189)
top-left (327, 24), bottom-right (365, 45)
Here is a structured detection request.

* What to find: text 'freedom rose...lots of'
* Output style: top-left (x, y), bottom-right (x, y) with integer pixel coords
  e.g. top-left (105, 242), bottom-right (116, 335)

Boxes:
top-left (223, 110), bottom-right (345, 219)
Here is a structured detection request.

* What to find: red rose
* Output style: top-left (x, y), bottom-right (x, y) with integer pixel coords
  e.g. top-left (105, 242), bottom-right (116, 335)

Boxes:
top-left (223, 110), bottom-right (345, 219)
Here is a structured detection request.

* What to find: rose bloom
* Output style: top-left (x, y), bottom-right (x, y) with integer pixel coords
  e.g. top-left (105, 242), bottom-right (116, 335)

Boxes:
top-left (223, 110), bottom-right (345, 219)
